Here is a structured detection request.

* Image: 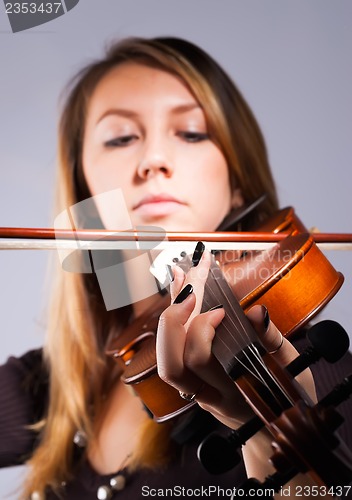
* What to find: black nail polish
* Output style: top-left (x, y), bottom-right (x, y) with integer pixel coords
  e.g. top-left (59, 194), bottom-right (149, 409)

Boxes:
top-left (192, 241), bottom-right (205, 267)
top-left (263, 306), bottom-right (270, 331)
top-left (173, 284), bottom-right (193, 304)
top-left (208, 304), bottom-right (224, 311)
top-left (166, 265), bottom-right (174, 283)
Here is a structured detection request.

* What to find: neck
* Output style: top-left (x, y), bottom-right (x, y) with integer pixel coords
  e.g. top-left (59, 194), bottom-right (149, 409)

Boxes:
top-left (132, 292), bottom-right (164, 318)
top-left (121, 249), bottom-right (166, 318)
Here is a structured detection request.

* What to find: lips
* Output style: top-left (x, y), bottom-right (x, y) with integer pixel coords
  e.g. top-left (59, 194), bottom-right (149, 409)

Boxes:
top-left (133, 193), bottom-right (185, 218)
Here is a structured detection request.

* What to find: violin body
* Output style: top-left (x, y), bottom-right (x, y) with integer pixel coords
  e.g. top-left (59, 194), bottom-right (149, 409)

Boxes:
top-left (105, 208), bottom-right (352, 488)
top-left (107, 232), bottom-right (344, 420)
top-left (0, 204), bottom-right (351, 488)
top-left (220, 233), bottom-right (344, 337)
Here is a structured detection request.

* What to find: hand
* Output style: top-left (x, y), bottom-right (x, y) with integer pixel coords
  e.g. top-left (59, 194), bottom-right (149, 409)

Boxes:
top-left (156, 249), bottom-right (316, 429)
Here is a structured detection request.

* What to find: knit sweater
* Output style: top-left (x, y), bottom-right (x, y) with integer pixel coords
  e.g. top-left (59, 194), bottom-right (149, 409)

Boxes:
top-left (1, 335), bottom-right (351, 499)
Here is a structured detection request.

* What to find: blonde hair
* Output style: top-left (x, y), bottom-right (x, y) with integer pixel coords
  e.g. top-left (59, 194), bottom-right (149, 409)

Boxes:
top-left (24, 37), bottom-right (278, 497)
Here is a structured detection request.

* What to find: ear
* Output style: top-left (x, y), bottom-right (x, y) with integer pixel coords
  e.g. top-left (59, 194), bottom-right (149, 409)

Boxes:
top-left (231, 188), bottom-right (244, 209)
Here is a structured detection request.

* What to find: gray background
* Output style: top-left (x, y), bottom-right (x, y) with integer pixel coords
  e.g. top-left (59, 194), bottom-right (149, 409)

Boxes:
top-left (0, 1), bottom-right (351, 496)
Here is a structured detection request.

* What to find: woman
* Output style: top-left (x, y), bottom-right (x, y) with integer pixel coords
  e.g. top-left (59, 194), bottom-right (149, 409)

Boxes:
top-left (0, 37), bottom-right (351, 499)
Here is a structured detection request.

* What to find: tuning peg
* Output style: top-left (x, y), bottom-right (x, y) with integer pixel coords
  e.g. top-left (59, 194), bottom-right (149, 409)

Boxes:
top-left (240, 468), bottom-right (297, 497)
top-left (286, 320), bottom-right (349, 378)
top-left (197, 415), bottom-right (264, 473)
top-left (198, 321), bottom-right (350, 476)
top-left (240, 478), bottom-right (275, 498)
top-left (319, 374), bottom-right (352, 409)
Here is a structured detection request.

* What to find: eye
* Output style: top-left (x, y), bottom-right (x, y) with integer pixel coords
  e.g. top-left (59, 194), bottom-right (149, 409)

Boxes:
top-left (104, 135), bottom-right (138, 147)
top-left (177, 131), bottom-right (209, 143)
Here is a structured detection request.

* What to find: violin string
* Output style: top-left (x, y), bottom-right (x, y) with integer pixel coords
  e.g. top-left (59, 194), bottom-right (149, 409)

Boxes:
top-left (206, 264), bottom-right (254, 346)
top-left (179, 254), bottom-right (249, 374)
top-left (202, 282), bottom-right (262, 380)
top-left (207, 278), bottom-right (273, 386)
top-left (202, 266), bottom-right (252, 352)
top-left (206, 264), bottom-right (259, 352)
top-left (187, 255), bottom-right (245, 368)
top-left (204, 267), bottom-right (268, 382)
top-left (180, 253), bottom-right (291, 404)
top-left (206, 263), bottom-right (293, 406)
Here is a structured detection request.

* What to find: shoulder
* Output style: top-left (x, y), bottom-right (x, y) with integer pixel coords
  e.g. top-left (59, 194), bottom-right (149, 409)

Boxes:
top-left (1, 349), bottom-right (48, 410)
top-left (0, 349), bottom-right (48, 467)
top-left (2, 348), bottom-right (44, 378)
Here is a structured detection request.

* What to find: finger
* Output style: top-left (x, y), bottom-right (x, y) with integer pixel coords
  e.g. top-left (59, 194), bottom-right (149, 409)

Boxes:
top-left (184, 308), bottom-right (254, 424)
top-left (169, 265), bottom-right (186, 302)
top-left (157, 245), bottom-right (213, 395)
top-left (157, 289), bottom-right (200, 389)
top-left (246, 305), bottom-right (296, 366)
top-left (170, 245), bottom-right (211, 319)
top-left (183, 247), bottom-right (211, 324)
top-left (184, 308), bottom-right (233, 393)
top-left (158, 304), bottom-right (232, 400)
top-left (246, 305), bottom-right (316, 401)
top-left (172, 243), bottom-right (211, 311)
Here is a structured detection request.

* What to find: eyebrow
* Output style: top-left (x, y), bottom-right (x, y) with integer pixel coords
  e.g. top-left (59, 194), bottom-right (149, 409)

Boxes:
top-left (171, 103), bottom-right (201, 114)
top-left (96, 103), bottom-right (201, 124)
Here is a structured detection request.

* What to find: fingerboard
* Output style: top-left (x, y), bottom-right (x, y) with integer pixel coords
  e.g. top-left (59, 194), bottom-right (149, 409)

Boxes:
top-left (178, 254), bottom-right (260, 374)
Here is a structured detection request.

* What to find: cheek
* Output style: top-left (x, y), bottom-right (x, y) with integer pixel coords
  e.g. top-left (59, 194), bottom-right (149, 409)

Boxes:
top-left (80, 181), bottom-right (135, 229)
top-left (194, 148), bottom-right (231, 202)
top-left (81, 151), bottom-right (134, 229)
top-left (82, 152), bottom-right (131, 198)
top-left (185, 148), bottom-right (232, 231)
top-left (93, 189), bottom-right (134, 229)
top-left (81, 143), bottom-right (100, 196)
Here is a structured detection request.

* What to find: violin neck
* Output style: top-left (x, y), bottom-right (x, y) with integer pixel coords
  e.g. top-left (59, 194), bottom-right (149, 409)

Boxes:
top-left (178, 253), bottom-right (297, 413)
top-left (202, 258), bottom-right (259, 373)
top-left (203, 258), bottom-right (307, 420)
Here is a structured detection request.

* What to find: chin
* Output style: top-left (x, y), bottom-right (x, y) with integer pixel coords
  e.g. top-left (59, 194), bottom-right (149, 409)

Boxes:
top-left (132, 212), bottom-right (218, 233)
top-left (152, 219), bottom-right (212, 233)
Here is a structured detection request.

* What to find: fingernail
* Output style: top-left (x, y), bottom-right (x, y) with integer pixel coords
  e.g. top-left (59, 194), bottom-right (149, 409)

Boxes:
top-left (192, 241), bottom-right (205, 267)
top-left (166, 264), bottom-right (174, 283)
top-left (173, 284), bottom-right (193, 304)
top-left (208, 304), bottom-right (224, 311)
top-left (263, 306), bottom-right (270, 332)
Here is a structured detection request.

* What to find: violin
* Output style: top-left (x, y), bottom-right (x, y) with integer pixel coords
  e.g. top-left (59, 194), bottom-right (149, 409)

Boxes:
top-left (106, 208), bottom-right (345, 412)
top-left (106, 231), bottom-right (344, 415)
top-left (104, 207), bottom-right (352, 490)
top-left (214, 214), bottom-right (344, 337)
top-left (1, 205), bottom-right (352, 491)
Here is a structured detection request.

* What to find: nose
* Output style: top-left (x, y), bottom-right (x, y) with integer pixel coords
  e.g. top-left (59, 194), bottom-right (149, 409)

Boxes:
top-left (136, 139), bottom-right (173, 180)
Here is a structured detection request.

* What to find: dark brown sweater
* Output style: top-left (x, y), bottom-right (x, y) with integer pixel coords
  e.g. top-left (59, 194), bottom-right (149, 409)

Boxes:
top-left (1, 337), bottom-right (351, 499)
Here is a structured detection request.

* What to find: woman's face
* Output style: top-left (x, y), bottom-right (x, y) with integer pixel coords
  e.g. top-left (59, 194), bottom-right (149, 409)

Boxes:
top-left (82, 63), bottom-right (242, 232)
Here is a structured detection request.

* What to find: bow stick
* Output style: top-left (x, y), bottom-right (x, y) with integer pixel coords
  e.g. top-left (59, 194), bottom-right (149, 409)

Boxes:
top-left (0, 228), bottom-right (351, 251)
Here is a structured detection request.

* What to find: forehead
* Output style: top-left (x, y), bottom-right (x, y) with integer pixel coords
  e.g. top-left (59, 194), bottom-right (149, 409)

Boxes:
top-left (87, 62), bottom-right (198, 116)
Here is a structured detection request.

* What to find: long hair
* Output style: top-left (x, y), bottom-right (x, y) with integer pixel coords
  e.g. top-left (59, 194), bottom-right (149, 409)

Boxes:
top-left (24, 36), bottom-right (278, 497)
